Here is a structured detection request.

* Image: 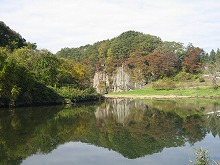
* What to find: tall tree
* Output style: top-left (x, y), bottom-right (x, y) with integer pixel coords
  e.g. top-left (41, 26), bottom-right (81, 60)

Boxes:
top-left (205, 48), bottom-right (220, 90)
top-left (209, 49), bottom-right (216, 62)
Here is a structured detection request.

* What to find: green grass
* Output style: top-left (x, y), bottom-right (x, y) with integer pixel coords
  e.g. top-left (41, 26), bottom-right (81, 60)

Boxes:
top-left (107, 87), bottom-right (220, 98)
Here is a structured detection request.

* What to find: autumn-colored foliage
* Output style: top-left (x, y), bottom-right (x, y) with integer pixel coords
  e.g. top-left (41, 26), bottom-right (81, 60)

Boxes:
top-left (182, 45), bottom-right (204, 74)
top-left (146, 51), bottom-right (179, 80)
top-left (56, 30), bottom-right (206, 84)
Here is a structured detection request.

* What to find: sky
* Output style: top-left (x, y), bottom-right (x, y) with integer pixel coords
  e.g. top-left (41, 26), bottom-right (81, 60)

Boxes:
top-left (1, 0), bottom-right (220, 53)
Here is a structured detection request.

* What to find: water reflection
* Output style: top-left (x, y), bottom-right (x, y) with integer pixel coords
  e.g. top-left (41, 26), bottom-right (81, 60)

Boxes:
top-left (93, 99), bottom-right (207, 158)
top-left (95, 99), bottom-right (147, 124)
top-left (0, 99), bottom-right (220, 164)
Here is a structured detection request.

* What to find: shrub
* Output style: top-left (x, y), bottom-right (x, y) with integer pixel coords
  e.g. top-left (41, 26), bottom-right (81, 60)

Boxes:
top-left (194, 147), bottom-right (211, 165)
top-left (174, 71), bottom-right (199, 82)
top-left (190, 147), bottom-right (219, 165)
top-left (152, 79), bottom-right (176, 90)
top-left (55, 87), bottom-right (103, 103)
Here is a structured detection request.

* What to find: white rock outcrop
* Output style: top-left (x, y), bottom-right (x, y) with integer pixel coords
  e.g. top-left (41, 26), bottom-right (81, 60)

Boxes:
top-left (93, 66), bottom-right (146, 93)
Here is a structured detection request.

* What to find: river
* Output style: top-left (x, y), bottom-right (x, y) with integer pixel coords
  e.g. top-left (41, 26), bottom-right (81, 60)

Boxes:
top-left (0, 98), bottom-right (220, 165)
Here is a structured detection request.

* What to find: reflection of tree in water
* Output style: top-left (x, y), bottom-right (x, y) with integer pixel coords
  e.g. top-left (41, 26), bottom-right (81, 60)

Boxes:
top-left (183, 114), bottom-right (206, 144)
top-left (0, 106), bottom-right (65, 165)
top-left (0, 99), bottom-right (220, 164)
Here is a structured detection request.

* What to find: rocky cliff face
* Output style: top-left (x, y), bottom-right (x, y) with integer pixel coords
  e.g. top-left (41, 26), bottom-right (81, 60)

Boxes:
top-left (112, 66), bottom-right (133, 92)
top-left (93, 71), bottom-right (109, 94)
top-left (93, 66), bottom-right (146, 93)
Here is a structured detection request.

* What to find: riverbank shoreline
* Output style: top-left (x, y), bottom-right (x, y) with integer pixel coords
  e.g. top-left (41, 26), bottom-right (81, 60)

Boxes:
top-left (105, 94), bottom-right (220, 99)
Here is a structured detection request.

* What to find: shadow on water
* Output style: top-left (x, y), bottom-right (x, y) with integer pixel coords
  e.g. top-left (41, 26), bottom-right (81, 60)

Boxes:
top-left (0, 99), bottom-right (220, 164)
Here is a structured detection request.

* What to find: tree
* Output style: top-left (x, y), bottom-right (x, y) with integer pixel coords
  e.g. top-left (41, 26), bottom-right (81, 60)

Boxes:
top-left (146, 51), bottom-right (179, 80)
top-left (205, 49), bottom-right (220, 90)
top-left (58, 58), bottom-right (89, 88)
top-left (32, 50), bottom-right (61, 87)
top-left (0, 49), bottom-right (32, 106)
top-left (209, 49), bottom-right (216, 63)
top-left (0, 21), bottom-right (27, 50)
top-left (155, 41), bottom-right (185, 62)
top-left (182, 44), bottom-right (204, 74)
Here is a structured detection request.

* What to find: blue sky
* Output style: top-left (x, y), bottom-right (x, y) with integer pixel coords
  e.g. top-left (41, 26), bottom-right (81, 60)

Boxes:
top-left (1, 0), bottom-right (220, 53)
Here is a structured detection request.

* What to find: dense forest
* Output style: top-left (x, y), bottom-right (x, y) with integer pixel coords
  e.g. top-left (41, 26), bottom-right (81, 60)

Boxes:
top-left (56, 31), bottom-right (207, 79)
top-left (0, 21), bottom-right (101, 107)
top-left (1, 21), bottom-right (220, 107)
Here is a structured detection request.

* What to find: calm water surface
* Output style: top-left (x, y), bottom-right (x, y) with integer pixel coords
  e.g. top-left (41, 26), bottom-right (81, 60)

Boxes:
top-left (0, 99), bottom-right (220, 165)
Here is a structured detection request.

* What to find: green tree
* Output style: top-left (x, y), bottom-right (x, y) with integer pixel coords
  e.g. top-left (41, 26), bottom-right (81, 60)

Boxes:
top-left (209, 49), bottom-right (216, 62)
top-left (205, 49), bottom-right (220, 90)
top-left (0, 21), bottom-right (27, 50)
top-left (32, 50), bottom-right (61, 87)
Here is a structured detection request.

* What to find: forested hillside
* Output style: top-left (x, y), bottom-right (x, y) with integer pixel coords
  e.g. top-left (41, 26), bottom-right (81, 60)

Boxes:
top-left (56, 30), bottom-right (205, 77)
top-left (0, 21), bottom-right (101, 107)
top-left (56, 30), bottom-right (212, 93)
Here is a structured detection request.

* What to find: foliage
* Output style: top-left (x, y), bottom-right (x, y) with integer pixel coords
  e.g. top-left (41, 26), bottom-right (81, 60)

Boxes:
top-left (56, 45), bottom-right (89, 62)
top-left (190, 147), bottom-right (211, 165)
top-left (55, 30), bottom-right (208, 89)
top-left (55, 87), bottom-right (103, 102)
top-left (56, 30), bottom-right (162, 78)
top-left (155, 41), bottom-right (185, 62)
top-left (205, 49), bottom-right (220, 90)
top-left (31, 49), bottom-right (61, 86)
top-left (152, 78), bottom-right (176, 90)
top-left (55, 30), bottom-right (207, 89)
top-left (182, 44), bottom-right (204, 74)
top-left (0, 48), bottom-right (64, 107)
top-left (146, 51), bottom-right (179, 80)
top-left (0, 21), bottom-right (27, 50)
top-left (174, 71), bottom-right (199, 82)
top-left (0, 21), bottom-right (101, 107)
top-left (58, 58), bottom-right (90, 88)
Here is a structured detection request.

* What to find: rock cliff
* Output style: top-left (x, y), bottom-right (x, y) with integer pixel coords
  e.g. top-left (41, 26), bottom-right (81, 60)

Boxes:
top-left (93, 71), bottom-right (109, 94)
top-left (93, 66), bottom-right (146, 93)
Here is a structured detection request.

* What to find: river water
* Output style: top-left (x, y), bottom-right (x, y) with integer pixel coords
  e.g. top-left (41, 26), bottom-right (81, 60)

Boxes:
top-left (0, 98), bottom-right (220, 165)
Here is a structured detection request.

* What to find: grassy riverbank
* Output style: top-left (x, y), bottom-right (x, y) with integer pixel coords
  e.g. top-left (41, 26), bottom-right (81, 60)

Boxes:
top-left (105, 87), bottom-right (220, 99)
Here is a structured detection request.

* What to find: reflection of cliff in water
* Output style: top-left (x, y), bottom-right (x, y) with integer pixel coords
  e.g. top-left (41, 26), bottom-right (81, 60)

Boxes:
top-left (95, 99), bottom-right (147, 124)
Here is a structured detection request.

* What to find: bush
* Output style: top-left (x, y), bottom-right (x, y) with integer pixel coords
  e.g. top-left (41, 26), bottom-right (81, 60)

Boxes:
top-left (174, 71), bottom-right (199, 82)
top-left (152, 79), bottom-right (176, 90)
top-left (190, 147), bottom-right (220, 165)
top-left (55, 87), bottom-right (103, 103)
top-left (190, 148), bottom-right (211, 165)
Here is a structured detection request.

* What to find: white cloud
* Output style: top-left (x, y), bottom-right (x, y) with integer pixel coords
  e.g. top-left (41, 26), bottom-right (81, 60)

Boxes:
top-left (1, 0), bottom-right (220, 53)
